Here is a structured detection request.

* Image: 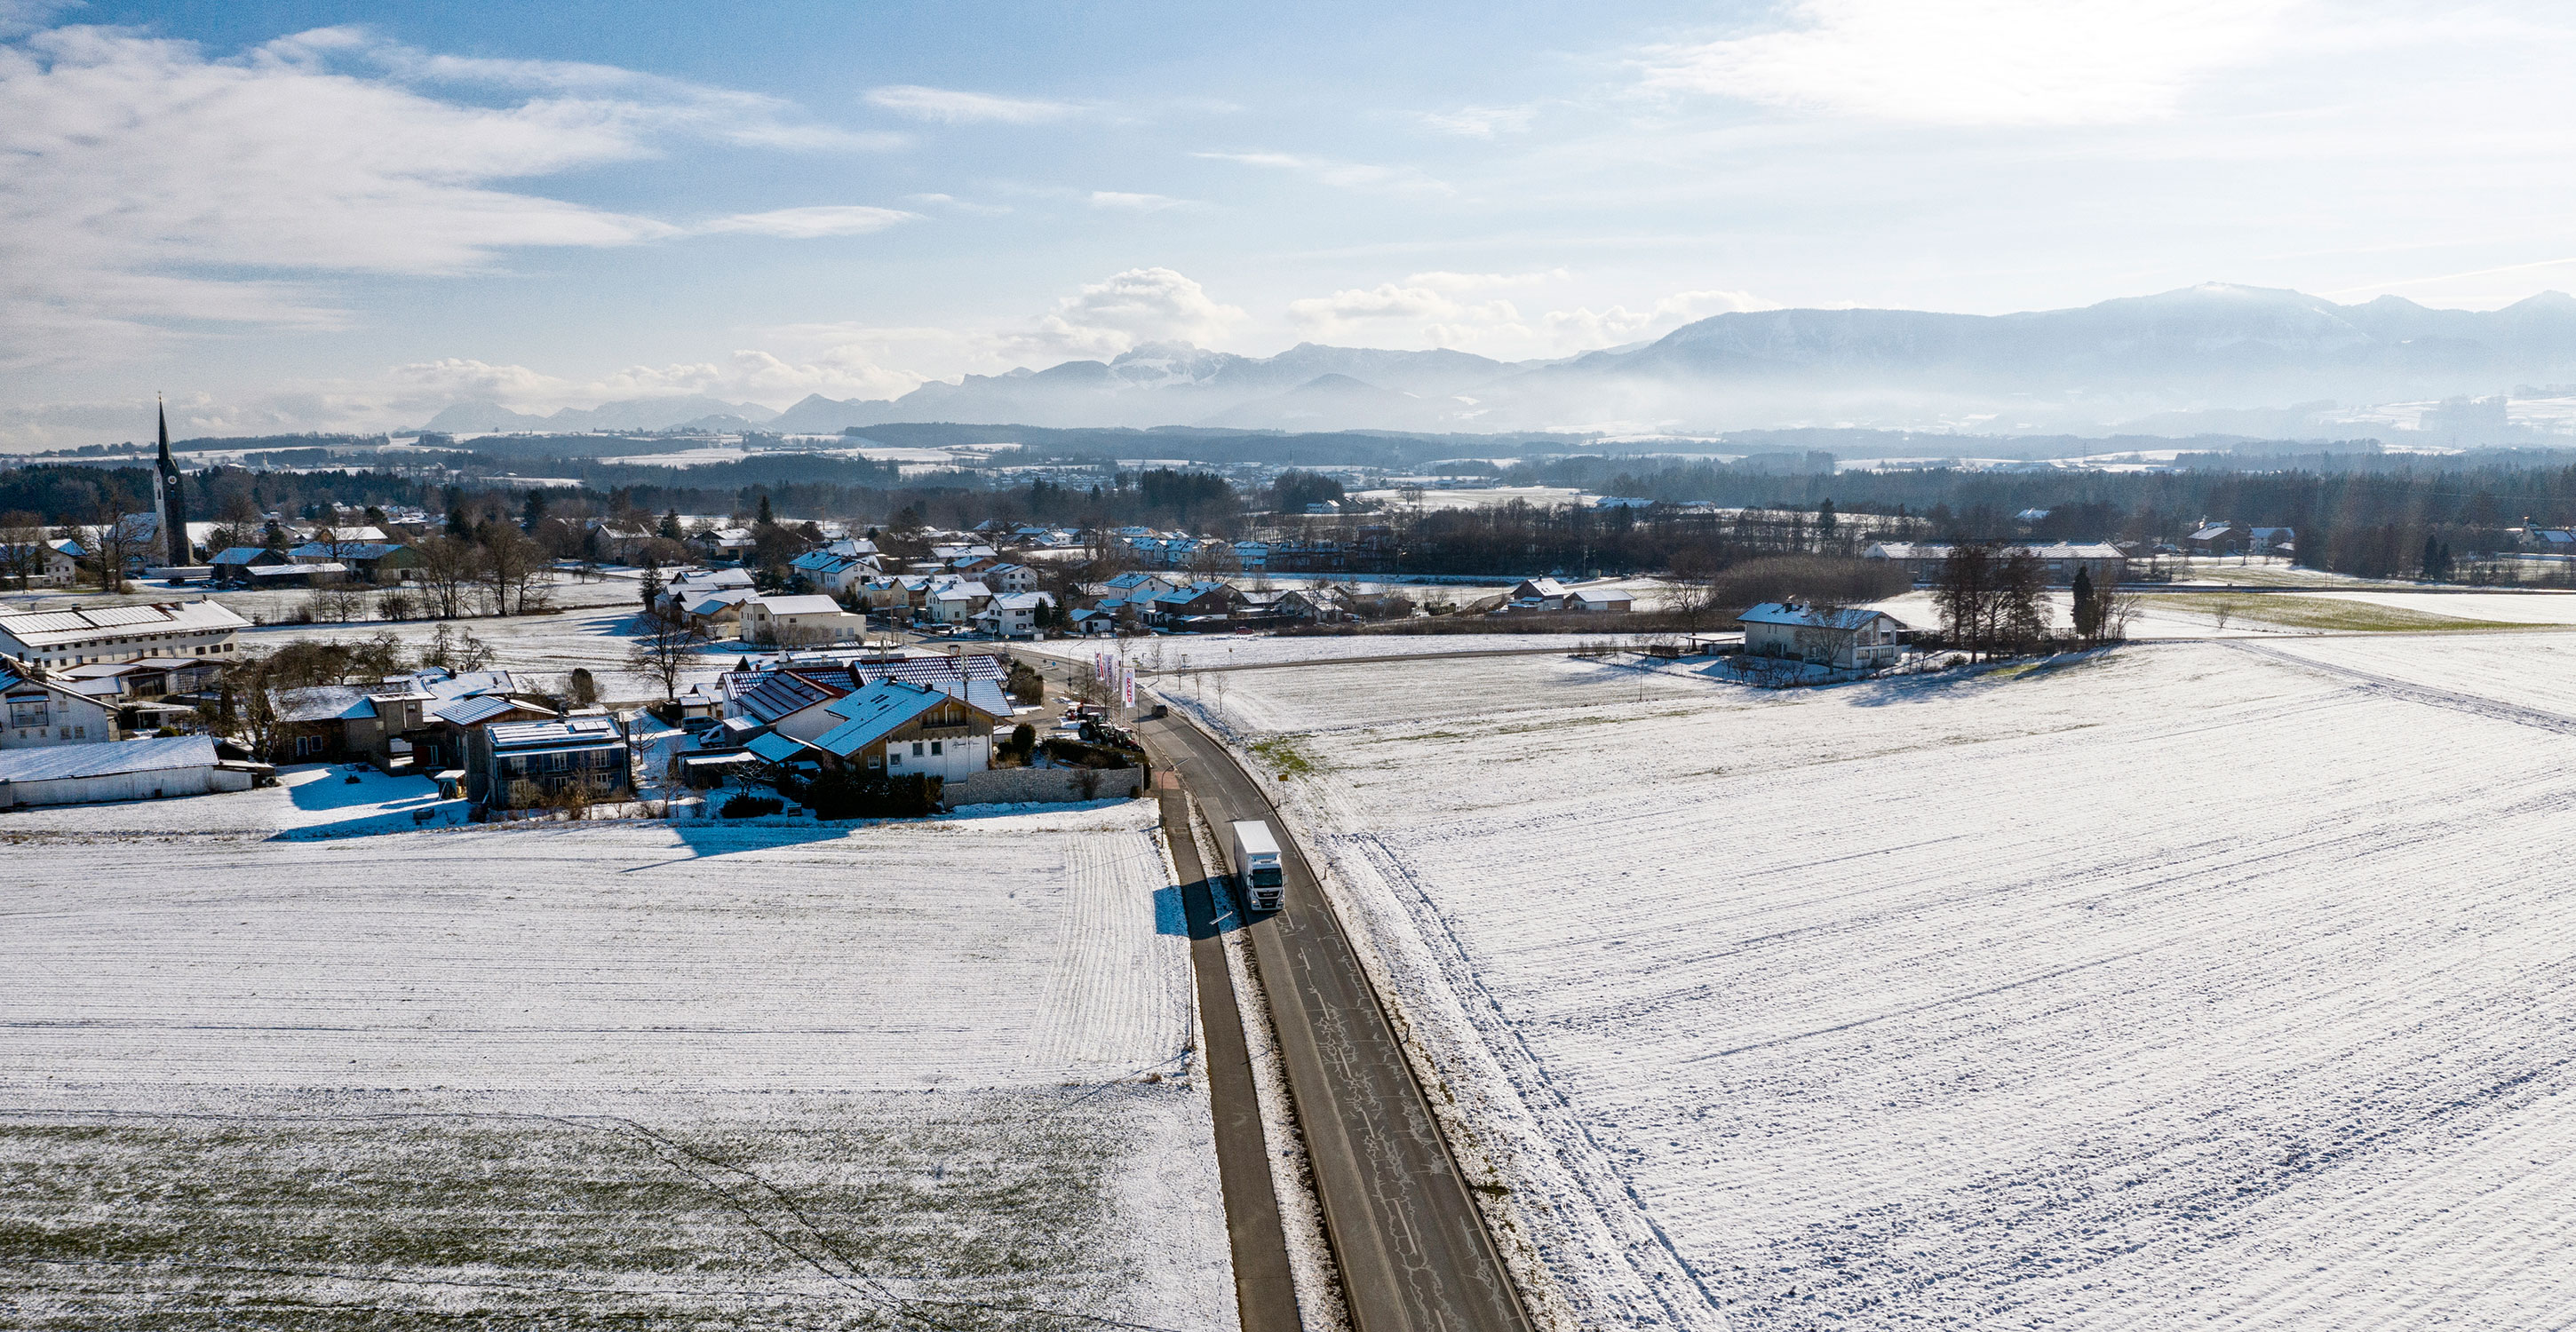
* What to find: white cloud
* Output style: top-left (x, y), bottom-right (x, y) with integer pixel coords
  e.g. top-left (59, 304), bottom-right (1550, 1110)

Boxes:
top-left (1544, 289), bottom-right (1779, 348)
top-left (1195, 150), bottom-right (1454, 197)
top-left (696, 205), bottom-right (919, 238)
top-left (1419, 104), bottom-right (1538, 138)
top-left (1287, 281), bottom-right (1529, 346)
top-left (1640, 0), bottom-right (2299, 125)
top-left (1005, 267), bottom-right (1247, 361)
top-left (1087, 190), bottom-right (1196, 212)
top-left (905, 192), bottom-right (1013, 216)
top-left (0, 22), bottom-right (893, 369)
top-left (864, 83), bottom-right (1081, 124)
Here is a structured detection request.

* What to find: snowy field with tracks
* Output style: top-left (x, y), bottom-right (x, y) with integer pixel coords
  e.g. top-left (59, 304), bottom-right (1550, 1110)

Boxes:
top-left (1181, 634), bottom-right (2576, 1330)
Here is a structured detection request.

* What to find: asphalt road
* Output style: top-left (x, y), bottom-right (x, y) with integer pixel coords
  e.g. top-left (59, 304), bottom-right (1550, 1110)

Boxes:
top-left (1138, 708), bottom-right (1534, 1332)
top-left (1155, 781), bottom-right (1301, 1332)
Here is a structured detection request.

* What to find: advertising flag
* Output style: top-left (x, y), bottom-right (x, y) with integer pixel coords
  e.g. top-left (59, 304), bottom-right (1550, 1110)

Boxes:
top-left (1120, 660), bottom-right (1135, 708)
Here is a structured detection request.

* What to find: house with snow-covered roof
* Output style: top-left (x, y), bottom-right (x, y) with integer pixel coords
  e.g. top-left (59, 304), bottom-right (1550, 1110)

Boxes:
top-left (807, 678), bottom-right (1005, 783)
top-left (742, 593), bottom-right (865, 646)
top-left (1737, 601), bottom-right (1908, 670)
top-left (2, 662), bottom-right (117, 749)
top-left (972, 591), bottom-right (1056, 639)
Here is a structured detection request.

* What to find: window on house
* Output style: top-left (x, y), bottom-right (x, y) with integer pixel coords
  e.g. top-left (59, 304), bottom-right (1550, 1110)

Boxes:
top-left (911, 741), bottom-right (925, 756)
top-left (930, 741), bottom-right (942, 756)
top-left (8, 701), bottom-right (44, 727)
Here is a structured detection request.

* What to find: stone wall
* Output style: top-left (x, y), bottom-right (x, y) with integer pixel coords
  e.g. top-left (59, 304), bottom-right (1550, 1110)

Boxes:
top-left (948, 765), bottom-right (1145, 806)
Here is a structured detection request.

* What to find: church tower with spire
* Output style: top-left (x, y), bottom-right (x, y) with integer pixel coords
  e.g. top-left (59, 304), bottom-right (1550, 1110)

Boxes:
top-left (152, 397), bottom-right (190, 567)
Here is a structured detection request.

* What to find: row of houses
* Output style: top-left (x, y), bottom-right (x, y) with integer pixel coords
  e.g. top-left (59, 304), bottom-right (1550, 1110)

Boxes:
top-left (264, 664), bottom-right (633, 807)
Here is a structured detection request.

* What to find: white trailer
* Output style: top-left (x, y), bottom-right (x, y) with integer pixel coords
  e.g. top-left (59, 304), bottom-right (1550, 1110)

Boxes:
top-left (1227, 819), bottom-right (1285, 911)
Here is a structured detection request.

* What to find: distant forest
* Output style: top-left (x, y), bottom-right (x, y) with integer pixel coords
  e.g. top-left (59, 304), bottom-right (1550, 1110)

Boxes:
top-left (8, 447), bottom-right (2575, 582)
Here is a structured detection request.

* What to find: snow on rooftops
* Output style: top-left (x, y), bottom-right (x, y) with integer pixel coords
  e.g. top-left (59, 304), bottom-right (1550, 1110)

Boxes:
top-left (0, 599), bottom-right (250, 648)
top-left (1737, 601), bottom-right (1901, 630)
top-left (810, 679), bottom-right (953, 758)
top-left (483, 715), bottom-right (624, 752)
top-left (0, 733), bottom-right (217, 783)
top-left (736, 669), bottom-right (852, 723)
top-left (745, 731), bottom-right (811, 764)
top-left (269, 685), bottom-right (377, 723)
top-left (430, 694), bottom-right (530, 727)
top-left (752, 594), bottom-right (848, 615)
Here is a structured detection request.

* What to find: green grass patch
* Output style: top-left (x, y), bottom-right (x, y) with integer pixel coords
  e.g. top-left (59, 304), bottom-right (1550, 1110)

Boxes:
top-left (1247, 735), bottom-right (1320, 779)
top-left (2143, 593), bottom-right (2543, 632)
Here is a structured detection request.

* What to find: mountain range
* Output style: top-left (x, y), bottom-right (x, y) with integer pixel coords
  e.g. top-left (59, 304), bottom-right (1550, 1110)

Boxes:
top-left (423, 285), bottom-right (2576, 440)
top-left (423, 394), bottom-right (778, 434)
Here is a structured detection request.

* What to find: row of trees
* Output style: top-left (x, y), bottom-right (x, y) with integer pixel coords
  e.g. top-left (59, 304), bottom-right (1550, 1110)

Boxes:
top-left (1933, 545), bottom-right (2134, 656)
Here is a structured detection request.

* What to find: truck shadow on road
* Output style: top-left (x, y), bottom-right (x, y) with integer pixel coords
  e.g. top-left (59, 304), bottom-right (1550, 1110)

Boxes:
top-left (1165, 877), bottom-right (1250, 938)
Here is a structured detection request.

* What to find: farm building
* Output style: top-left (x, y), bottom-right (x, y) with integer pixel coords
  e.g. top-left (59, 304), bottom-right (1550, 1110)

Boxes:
top-left (1864, 542), bottom-right (2127, 587)
top-left (0, 733), bottom-right (259, 808)
top-left (0, 599), bottom-right (249, 669)
top-left (1738, 601), bottom-right (1910, 670)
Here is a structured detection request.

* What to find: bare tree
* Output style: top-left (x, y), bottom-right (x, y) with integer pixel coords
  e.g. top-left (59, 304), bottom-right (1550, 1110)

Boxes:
top-left (412, 535), bottom-right (484, 620)
top-left (482, 525), bottom-right (553, 616)
top-left (0, 511), bottom-right (47, 589)
top-left (83, 504), bottom-right (138, 593)
top-left (307, 570), bottom-right (368, 623)
top-left (625, 614), bottom-right (704, 704)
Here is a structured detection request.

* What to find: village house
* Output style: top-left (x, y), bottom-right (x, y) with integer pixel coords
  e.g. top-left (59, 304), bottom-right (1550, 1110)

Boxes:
top-left (2, 661), bottom-right (118, 748)
top-left (727, 666), bottom-right (859, 743)
top-left (972, 591), bottom-right (1056, 638)
top-left (467, 714), bottom-right (632, 809)
top-left (788, 549), bottom-right (879, 596)
top-left (208, 546), bottom-right (293, 587)
top-left (0, 599), bottom-right (249, 670)
top-left (1146, 580), bottom-right (1239, 628)
top-left (926, 581), bottom-right (995, 627)
top-left (1738, 601), bottom-right (1909, 670)
top-left (807, 678), bottom-right (1005, 783)
top-left (981, 561), bottom-right (1040, 595)
top-left (287, 540), bottom-right (417, 583)
top-left (36, 538), bottom-right (82, 586)
top-left (742, 593), bottom-right (867, 646)
top-left (694, 527), bottom-right (759, 562)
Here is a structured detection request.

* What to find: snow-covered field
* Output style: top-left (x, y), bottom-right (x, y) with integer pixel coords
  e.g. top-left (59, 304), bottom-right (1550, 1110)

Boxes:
top-left (1176, 637), bottom-right (2576, 1329)
top-left (0, 800), bottom-right (1233, 1328)
top-left (1027, 630), bottom-right (1680, 674)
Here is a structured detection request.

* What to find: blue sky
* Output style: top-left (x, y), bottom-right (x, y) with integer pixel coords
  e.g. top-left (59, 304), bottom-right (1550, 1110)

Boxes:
top-left (5, 0), bottom-right (2576, 444)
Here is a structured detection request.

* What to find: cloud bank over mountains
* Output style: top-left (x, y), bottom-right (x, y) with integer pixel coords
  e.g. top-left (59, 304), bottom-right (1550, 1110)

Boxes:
top-left (384, 283), bottom-right (2576, 441)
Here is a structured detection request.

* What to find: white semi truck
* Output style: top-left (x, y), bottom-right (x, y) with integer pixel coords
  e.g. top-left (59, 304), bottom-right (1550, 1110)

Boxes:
top-left (1227, 819), bottom-right (1285, 911)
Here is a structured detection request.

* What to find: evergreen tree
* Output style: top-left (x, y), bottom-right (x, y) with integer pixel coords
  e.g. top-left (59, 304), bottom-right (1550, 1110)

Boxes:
top-left (638, 563), bottom-right (664, 612)
top-left (446, 505), bottom-right (470, 537)
top-left (756, 494), bottom-right (775, 526)
top-left (1817, 497), bottom-right (1838, 536)
top-left (521, 490), bottom-right (547, 527)
top-left (658, 509), bottom-right (684, 541)
top-left (2071, 565), bottom-right (2098, 639)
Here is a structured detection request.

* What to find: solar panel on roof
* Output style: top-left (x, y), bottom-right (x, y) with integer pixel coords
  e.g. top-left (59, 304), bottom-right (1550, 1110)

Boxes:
top-left (87, 606), bottom-right (171, 627)
top-left (2, 612), bottom-right (87, 632)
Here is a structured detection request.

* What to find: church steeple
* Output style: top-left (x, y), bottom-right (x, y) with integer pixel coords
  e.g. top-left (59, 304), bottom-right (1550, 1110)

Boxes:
top-left (152, 394), bottom-right (189, 567)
